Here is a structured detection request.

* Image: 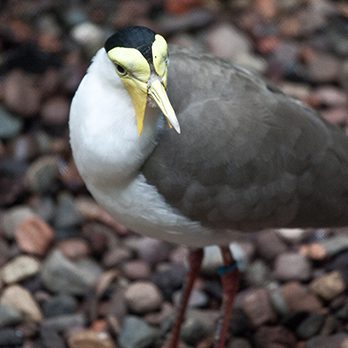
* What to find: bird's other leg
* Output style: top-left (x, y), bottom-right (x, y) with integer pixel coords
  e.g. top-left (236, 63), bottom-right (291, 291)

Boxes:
top-left (214, 246), bottom-right (240, 348)
top-left (165, 248), bottom-right (204, 348)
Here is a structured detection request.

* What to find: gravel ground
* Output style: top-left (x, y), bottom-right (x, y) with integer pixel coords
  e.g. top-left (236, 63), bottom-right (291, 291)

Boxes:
top-left (0, 0), bottom-right (347, 347)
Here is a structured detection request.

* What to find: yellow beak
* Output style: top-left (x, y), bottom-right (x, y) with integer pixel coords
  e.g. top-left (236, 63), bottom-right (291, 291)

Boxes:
top-left (148, 79), bottom-right (181, 134)
top-left (124, 76), bottom-right (180, 135)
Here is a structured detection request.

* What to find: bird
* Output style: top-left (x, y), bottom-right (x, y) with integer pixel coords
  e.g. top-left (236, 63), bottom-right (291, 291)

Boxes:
top-left (69, 26), bottom-right (348, 347)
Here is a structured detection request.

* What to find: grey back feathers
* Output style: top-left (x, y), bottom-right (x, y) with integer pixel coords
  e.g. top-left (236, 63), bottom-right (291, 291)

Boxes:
top-left (142, 47), bottom-right (348, 231)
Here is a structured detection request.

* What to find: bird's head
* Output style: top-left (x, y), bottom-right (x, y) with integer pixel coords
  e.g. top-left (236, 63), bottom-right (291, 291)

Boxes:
top-left (104, 26), bottom-right (180, 135)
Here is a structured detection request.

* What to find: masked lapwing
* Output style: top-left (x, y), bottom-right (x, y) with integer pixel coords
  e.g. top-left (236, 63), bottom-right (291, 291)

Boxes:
top-left (69, 26), bottom-right (348, 347)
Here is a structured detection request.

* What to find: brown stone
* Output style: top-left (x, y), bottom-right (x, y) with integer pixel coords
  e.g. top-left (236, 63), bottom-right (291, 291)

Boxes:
top-left (310, 271), bottom-right (346, 301)
top-left (3, 70), bottom-right (41, 117)
top-left (58, 238), bottom-right (90, 260)
top-left (15, 216), bottom-right (54, 256)
top-left (281, 282), bottom-right (323, 313)
top-left (238, 288), bottom-right (277, 327)
top-left (67, 329), bottom-right (116, 348)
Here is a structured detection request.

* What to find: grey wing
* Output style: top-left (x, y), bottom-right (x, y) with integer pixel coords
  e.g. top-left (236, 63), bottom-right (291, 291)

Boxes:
top-left (142, 47), bottom-right (348, 231)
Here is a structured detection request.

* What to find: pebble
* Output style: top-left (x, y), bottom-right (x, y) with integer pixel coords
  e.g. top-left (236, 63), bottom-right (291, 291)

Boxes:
top-left (41, 250), bottom-right (102, 295)
top-left (58, 238), bottom-right (90, 260)
top-left (125, 281), bottom-right (163, 314)
top-left (274, 252), bottom-right (311, 281)
top-left (152, 263), bottom-right (186, 299)
top-left (205, 23), bottom-right (251, 61)
top-left (254, 325), bottom-right (297, 348)
top-left (71, 22), bottom-right (105, 57)
top-left (244, 260), bottom-right (272, 287)
top-left (296, 313), bottom-right (325, 339)
top-left (103, 246), bottom-right (132, 267)
top-left (237, 288), bottom-right (277, 328)
top-left (310, 271), bottom-right (346, 301)
top-left (67, 329), bottom-right (115, 348)
top-left (0, 328), bottom-right (24, 347)
top-left (1, 206), bottom-right (35, 239)
top-left (118, 316), bottom-right (159, 348)
top-left (131, 237), bottom-right (171, 266)
top-left (53, 193), bottom-right (84, 229)
top-left (307, 53), bottom-right (340, 83)
top-left (3, 70), bottom-right (41, 117)
top-left (181, 316), bottom-right (210, 346)
top-left (305, 333), bottom-right (348, 348)
top-left (228, 338), bottom-right (252, 348)
top-left (1, 255), bottom-right (40, 284)
top-left (42, 294), bottom-right (78, 318)
top-left (40, 96), bottom-right (70, 127)
top-left (41, 313), bottom-right (85, 332)
top-left (255, 230), bottom-right (287, 261)
top-left (281, 282), bottom-right (323, 313)
top-left (8, 135), bottom-right (40, 161)
top-left (0, 285), bottom-right (42, 323)
top-left (174, 288), bottom-right (208, 309)
top-left (40, 328), bottom-right (66, 348)
top-left (15, 215), bottom-right (54, 256)
top-left (25, 156), bottom-right (59, 193)
top-left (0, 304), bottom-right (22, 327)
top-left (122, 260), bottom-right (151, 280)
top-left (0, 107), bottom-right (23, 140)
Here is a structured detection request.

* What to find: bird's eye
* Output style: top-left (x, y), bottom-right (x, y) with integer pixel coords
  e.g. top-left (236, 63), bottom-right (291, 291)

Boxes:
top-left (115, 64), bottom-right (126, 75)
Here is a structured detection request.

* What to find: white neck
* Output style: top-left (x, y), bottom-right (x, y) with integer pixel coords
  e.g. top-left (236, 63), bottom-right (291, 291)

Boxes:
top-left (69, 48), bottom-right (159, 188)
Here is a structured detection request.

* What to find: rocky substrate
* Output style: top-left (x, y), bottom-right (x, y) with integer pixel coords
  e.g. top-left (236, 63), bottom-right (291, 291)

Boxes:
top-left (0, 0), bottom-right (347, 347)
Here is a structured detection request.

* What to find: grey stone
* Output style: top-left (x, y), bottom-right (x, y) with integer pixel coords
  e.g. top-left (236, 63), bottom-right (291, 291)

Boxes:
top-left (244, 260), bottom-right (272, 287)
top-left (255, 230), bottom-right (287, 261)
top-left (41, 250), bottom-right (102, 295)
top-left (228, 338), bottom-right (252, 348)
top-left (181, 316), bottom-right (210, 346)
top-left (53, 192), bottom-right (83, 229)
top-left (25, 156), bottom-right (59, 193)
top-left (131, 237), bottom-right (171, 266)
top-left (41, 313), bottom-right (85, 332)
top-left (0, 328), bottom-right (23, 347)
top-left (305, 333), bottom-right (348, 348)
top-left (296, 313), bottom-right (325, 339)
top-left (1, 206), bottom-right (35, 239)
top-left (205, 23), bottom-right (251, 61)
top-left (0, 304), bottom-right (22, 327)
top-left (42, 294), bottom-right (78, 318)
top-left (125, 281), bottom-right (163, 314)
top-left (0, 107), bottom-right (22, 140)
top-left (274, 252), bottom-right (311, 281)
top-left (118, 316), bottom-right (159, 348)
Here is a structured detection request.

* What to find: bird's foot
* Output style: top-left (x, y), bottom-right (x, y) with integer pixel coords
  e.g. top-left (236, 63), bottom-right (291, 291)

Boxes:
top-left (164, 248), bottom-right (204, 348)
top-left (214, 246), bottom-right (240, 348)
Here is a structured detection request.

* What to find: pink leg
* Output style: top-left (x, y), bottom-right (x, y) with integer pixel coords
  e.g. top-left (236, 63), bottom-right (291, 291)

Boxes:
top-left (165, 248), bottom-right (204, 348)
top-left (214, 246), bottom-right (240, 348)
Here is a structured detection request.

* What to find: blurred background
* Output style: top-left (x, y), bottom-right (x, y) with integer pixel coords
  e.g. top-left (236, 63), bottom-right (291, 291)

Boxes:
top-left (0, 0), bottom-right (347, 347)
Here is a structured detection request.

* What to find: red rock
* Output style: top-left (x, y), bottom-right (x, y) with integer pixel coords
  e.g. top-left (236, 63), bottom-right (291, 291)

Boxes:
top-left (15, 216), bottom-right (54, 256)
top-left (238, 288), bottom-right (277, 327)
top-left (281, 282), bottom-right (323, 313)
top-left (165, 0), bottom-right (202, 14)
top-left (255, 326), bottom-right (297, 348)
